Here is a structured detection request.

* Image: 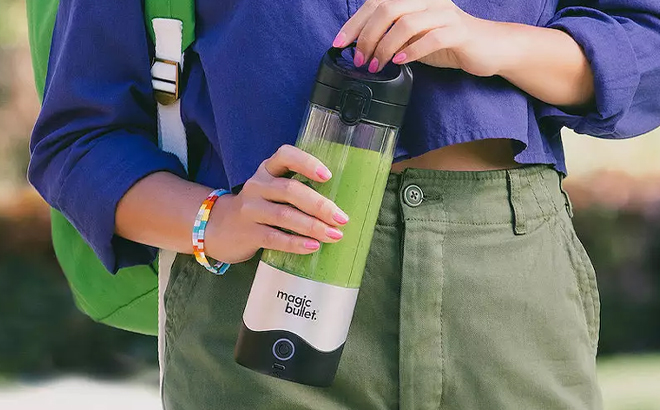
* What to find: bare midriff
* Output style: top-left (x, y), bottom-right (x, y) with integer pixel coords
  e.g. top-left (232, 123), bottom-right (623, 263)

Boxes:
top-left (390, 138), bottom-right (521, 173)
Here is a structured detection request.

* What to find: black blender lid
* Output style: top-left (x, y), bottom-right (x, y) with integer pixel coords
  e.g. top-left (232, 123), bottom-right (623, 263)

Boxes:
top-left (309, 44), bottom-right (414, 127)
top-left (316, 45), bottom-right (413, 106)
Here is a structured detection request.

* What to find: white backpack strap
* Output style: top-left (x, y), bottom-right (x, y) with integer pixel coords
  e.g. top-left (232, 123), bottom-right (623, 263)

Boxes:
top-left (151, 17), bottom-right (186, 401)
top-left (151, 18), bottom-right (188, 171)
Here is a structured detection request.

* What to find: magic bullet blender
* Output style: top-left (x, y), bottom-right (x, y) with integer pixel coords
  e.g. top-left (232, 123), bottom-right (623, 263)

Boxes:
top-left (235, 45), bottom-right (413, 387)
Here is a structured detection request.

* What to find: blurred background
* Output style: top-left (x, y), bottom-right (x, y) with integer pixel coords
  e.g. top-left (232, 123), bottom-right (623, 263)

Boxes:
top-left (1, 0), bottom-right (659, 409)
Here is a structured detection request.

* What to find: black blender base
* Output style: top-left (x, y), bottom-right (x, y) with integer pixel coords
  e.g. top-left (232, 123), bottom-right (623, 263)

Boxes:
top-left (235, 321), bottom-right (344, 387)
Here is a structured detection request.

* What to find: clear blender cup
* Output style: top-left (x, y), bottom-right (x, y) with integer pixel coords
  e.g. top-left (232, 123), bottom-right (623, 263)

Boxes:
top-left (235, 44), bottom-right (413, 387)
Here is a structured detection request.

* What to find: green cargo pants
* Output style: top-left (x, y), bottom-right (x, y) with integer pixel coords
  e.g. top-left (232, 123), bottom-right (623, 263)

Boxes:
top-left (162, 165), bottom-right (602, 409)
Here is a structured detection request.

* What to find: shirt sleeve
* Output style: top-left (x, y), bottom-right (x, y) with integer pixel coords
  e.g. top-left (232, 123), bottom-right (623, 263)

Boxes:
top-left (28, 0), bottom-right (187, 273)
top-left (536, 1), bottom-right (660, 139)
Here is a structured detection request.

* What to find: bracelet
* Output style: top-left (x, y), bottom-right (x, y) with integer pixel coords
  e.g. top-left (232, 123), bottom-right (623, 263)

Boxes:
top-left (192, 188), bottom-right (232, 275)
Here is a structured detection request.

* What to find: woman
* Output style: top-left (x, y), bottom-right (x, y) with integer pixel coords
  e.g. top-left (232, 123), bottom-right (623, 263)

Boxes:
top-left (29, 0), bottom-right (660, 408)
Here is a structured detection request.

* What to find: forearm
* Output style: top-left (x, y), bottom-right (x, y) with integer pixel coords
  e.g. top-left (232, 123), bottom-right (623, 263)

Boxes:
top-left (336, 0), bottom-right (596, 109)
top-left (115, 172), bottom-right (220, 254)
top-left (493, 21), bottom-right (595, 109)
top-left (115, 146), bottom-right (347, 265)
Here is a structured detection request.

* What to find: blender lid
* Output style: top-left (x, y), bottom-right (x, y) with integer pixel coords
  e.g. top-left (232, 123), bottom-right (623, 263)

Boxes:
top-left (310, 44), bottom-right (414, 127)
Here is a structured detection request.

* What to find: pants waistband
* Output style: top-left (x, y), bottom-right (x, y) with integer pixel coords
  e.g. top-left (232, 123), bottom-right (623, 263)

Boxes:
top-left (377, 165), bottom-right (572, 234)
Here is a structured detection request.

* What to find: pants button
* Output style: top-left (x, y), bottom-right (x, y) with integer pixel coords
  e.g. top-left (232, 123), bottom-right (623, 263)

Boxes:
top-left (403, 184), bottom-right (423, 207)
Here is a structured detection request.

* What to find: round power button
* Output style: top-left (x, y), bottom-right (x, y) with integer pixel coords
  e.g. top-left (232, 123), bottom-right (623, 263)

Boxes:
top-left (272, 338), bottom-right (295, 361)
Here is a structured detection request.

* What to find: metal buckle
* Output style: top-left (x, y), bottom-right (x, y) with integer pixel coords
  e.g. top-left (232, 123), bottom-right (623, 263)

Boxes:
top-left (151, 57), bottom-right (180, 105)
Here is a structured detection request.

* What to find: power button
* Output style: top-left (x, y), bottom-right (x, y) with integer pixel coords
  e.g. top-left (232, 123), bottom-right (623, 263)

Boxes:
top-left (272, 338), bottom-right (295, 361)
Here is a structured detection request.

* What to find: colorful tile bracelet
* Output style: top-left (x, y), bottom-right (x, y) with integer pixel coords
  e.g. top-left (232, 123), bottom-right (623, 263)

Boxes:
top-left (192, 188), bottom-right (232, 275)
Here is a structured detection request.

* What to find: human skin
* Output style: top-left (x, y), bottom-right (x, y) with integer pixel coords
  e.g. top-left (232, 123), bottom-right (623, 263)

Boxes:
top-left (335, 0), bottom-right (595, 108)
top-left (116, 146), bottom-right (349, 264)
top-left (116, 0), bottom-right (595, 263)
top-left (262, 137), bottom-right (394, 287)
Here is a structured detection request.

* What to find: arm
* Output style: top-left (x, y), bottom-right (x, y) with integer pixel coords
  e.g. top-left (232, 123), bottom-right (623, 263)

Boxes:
top-left (536, 3), bottom-right (660, 138)
top-left (488, 22), bottom-right (595, 109)
top-left (115, 148), bottom-right (348, 265)
top-left (115, 172), bottom-right (214, 255)
top-left (335, 0), bottom-right (660, 136)
top-left (29, 0), bottom-right (346, 273)
top-left (29, 0), bottom-right (188, 273)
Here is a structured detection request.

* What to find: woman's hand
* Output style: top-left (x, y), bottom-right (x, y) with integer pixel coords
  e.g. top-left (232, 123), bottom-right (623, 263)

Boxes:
top-left (333, 0), bottom-right (509, 77)
top-left (333, 0), bottom-right (595, 108)
top-left (205, 145), bottom-right (349, 264)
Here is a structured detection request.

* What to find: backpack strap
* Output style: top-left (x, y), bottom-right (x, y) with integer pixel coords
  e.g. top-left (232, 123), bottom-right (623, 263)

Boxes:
top-left (151, 19), bottom-right (187, 398)
top-left (145, 0), bottom-right (196, 170)
top-left (145, 0), bottom-right (196, 53)
top-left (151, 18), bottom-right (188, 171)
top-left (145, 0), bottom-right (196, 396)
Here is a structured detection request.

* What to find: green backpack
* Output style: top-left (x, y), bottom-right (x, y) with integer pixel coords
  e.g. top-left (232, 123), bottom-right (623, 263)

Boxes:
top-left (27, 0), bottom-right (195, 336)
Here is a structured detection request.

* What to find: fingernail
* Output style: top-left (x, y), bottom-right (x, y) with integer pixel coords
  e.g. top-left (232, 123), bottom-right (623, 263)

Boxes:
top-left (333, 31), bottom-right (347, 48)
top-left (392, 52), bottom-right (407, 64)
top-left (354, 50), bottom-right (365, 67)
top-left (368, 57), bottom-right (379, 73)
top-left (304, 240), bottom-right (320, 250)
top-left (326, 227), bottom-right (344, 240)
top-left (333, 210), bottom-right (349, 225)
top-left (316, 166), bottom-right (332, 181)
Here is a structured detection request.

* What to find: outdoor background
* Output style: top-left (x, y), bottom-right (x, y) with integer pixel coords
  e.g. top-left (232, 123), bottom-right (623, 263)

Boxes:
top-left (1, 0), bottom-right (659, 409)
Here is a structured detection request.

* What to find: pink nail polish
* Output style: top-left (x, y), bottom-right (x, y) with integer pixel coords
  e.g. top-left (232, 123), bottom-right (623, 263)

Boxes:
top-left (326, 227), bottom-right (344, 240)
top-left (316, 166), bottom-right (332, 180)
top-left (333, 32), bottom-right (347, 48)
top-left (333, 211), bottom-right (349, 225)
top-left (304, 240), bottom-right (320, 250)
top-left (354, 50), bottom-right (365, 67)
top-left (368, 58), bottom-right (379, 73)
top-left (392, 52), bottom-right (407, 64)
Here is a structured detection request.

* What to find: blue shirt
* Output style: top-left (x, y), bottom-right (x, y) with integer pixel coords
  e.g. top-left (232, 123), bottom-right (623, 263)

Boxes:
top-left (29, 0), bottom-right (660, 273)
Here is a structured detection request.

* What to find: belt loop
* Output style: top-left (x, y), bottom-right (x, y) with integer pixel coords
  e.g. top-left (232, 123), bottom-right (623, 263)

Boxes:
top-left (506, 170), bottom-right (527, 235)
top-left (559, 175), bottom-right (575, 218)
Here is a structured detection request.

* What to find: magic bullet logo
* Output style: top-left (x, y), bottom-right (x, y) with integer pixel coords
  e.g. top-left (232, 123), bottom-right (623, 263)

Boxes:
top-left (276, 290), bottom-right (318, 320)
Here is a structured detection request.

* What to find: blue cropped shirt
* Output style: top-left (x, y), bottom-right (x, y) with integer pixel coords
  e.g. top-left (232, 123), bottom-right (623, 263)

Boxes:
top-left (29, 0), bottom-right (660, 273)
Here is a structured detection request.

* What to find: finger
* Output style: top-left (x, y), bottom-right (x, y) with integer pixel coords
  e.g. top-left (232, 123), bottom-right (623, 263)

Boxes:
top-left (261, 144), bottom-right (332, 183)
top-left (357, 0), bottom-right (427, 71)
top-left (372, 11), bottom-right (445, 70)
top-left (262, 177), bottom-right (349, 226)
top-left (259, 225), bottom-right (322, 254)
top-left (393, 27), bottom-right (459, 64)
top-left (256, 202), bottom-right (344, 243)
top-left (334, 0), bottom-right (384, 51)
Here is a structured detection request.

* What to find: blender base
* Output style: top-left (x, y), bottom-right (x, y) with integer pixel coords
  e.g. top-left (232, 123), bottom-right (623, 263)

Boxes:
top-left (234, 321), bottom-right (344, 387)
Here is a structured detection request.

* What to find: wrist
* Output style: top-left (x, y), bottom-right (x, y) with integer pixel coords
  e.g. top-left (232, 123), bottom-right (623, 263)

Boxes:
top-left (192, 189), bottom-right (233, 274)
top-left (456, 15), bottom-right (525, 78)
top-left (200, 193), bottom-right (234, 260)
top-left (486, 21), bottom-right (528, 78)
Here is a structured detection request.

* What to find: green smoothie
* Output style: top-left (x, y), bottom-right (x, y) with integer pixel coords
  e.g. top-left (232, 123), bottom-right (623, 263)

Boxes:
top-left (261, 138), bottom-right (394, 288)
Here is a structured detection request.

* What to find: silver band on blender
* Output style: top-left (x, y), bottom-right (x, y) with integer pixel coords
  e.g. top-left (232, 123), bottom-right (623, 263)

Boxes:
top-left (243, 262), bottom-right (359, 353)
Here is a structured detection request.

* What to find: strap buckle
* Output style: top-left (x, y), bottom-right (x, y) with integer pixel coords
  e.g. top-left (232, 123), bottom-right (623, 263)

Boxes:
top-left (151, 57), bottom-right (180, 105)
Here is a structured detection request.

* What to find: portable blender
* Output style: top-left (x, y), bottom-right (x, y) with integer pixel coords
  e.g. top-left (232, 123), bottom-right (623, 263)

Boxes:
top-left (235, 45), bottom-right (413, 387)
